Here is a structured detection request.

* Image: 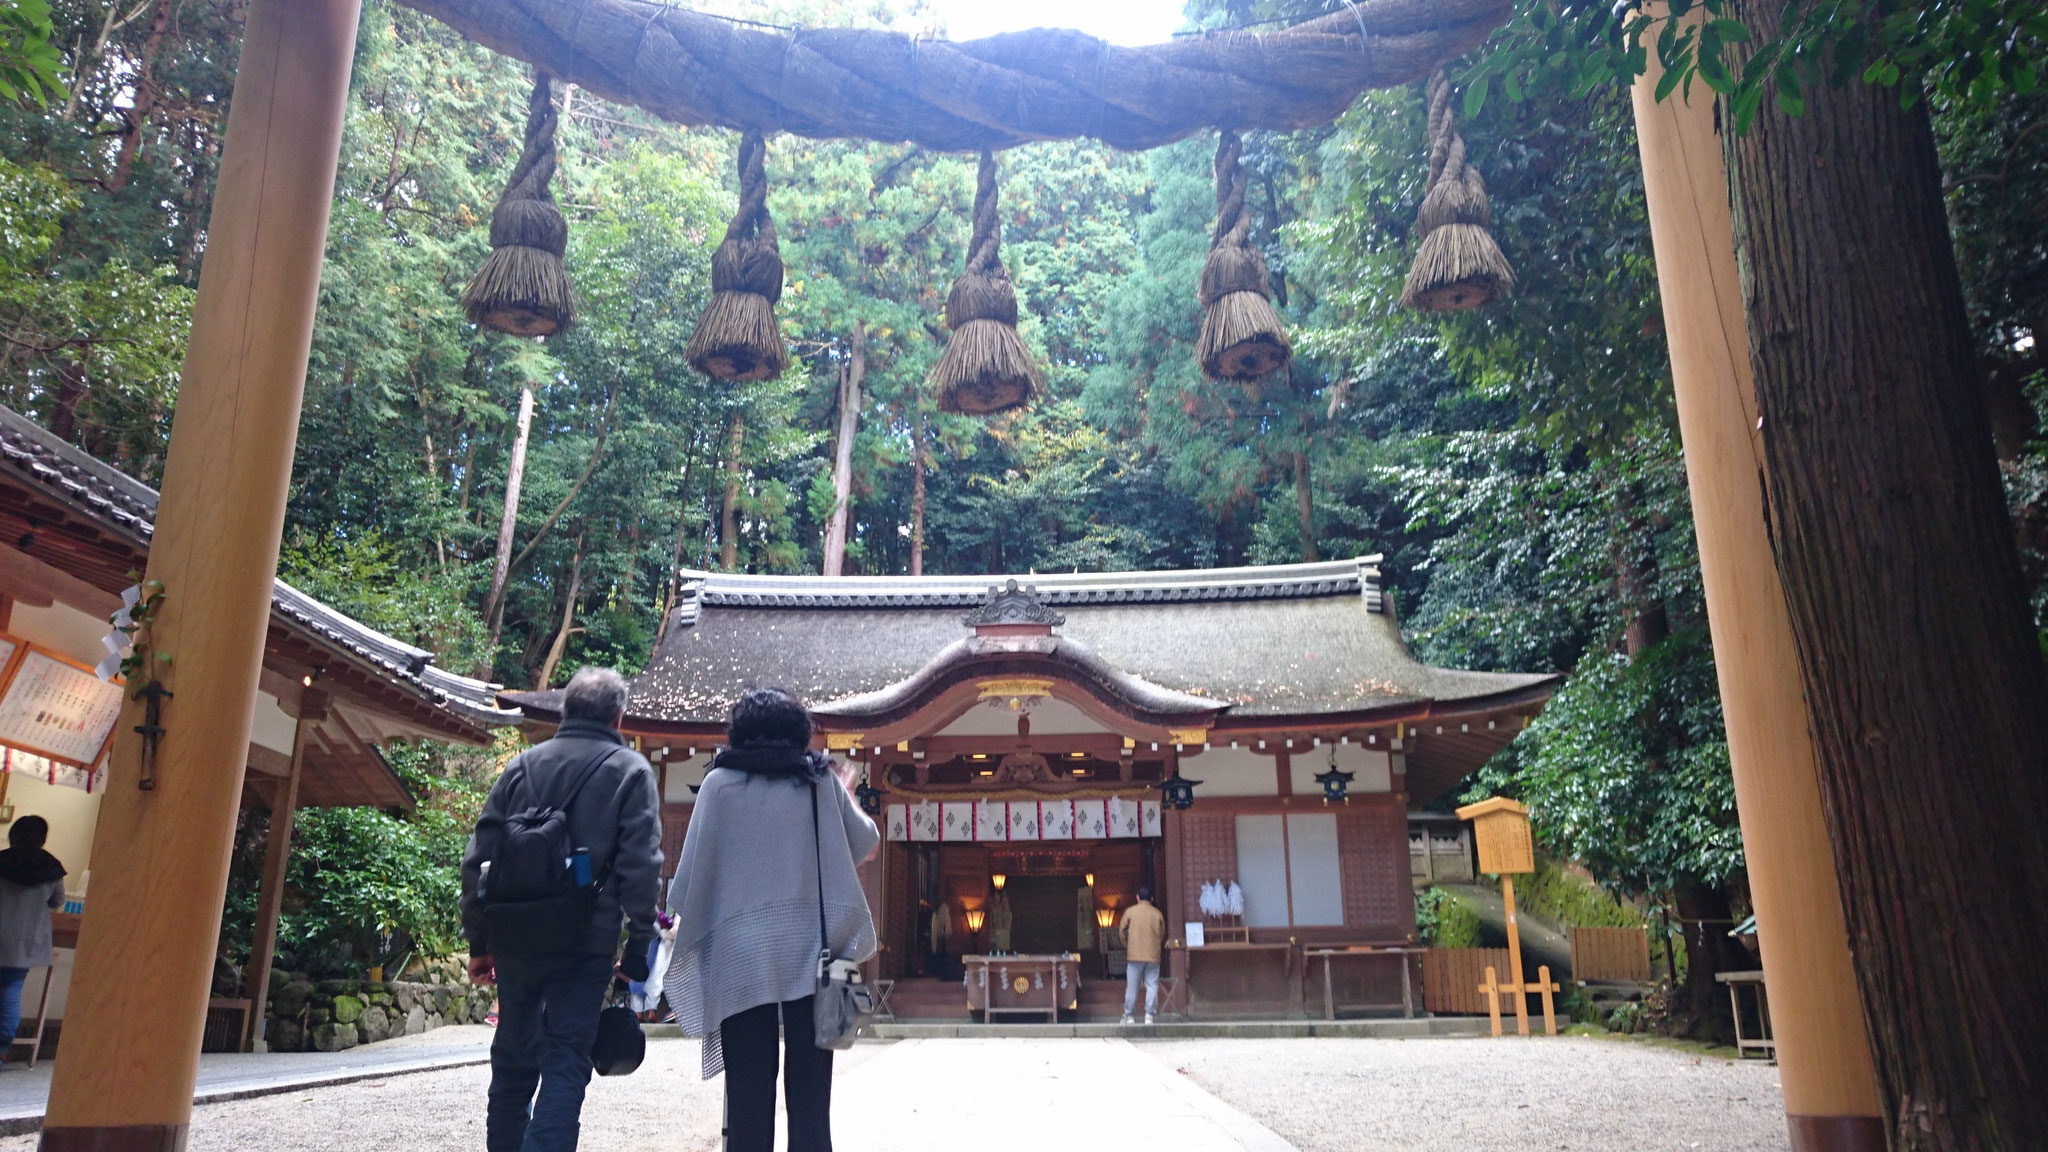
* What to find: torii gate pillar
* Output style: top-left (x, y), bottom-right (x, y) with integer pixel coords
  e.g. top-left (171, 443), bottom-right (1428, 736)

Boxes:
top-left (1630, 20), bottom-right (1884, 1151)
top-left (39, 0), bottom-right (361, 1147)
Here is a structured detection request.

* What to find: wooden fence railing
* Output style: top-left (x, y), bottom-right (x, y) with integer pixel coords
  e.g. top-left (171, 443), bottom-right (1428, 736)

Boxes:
top-left (1570, 926), bottom-right (1651, 983)
top-left (1421, 947), bottom-right (1513, 1015)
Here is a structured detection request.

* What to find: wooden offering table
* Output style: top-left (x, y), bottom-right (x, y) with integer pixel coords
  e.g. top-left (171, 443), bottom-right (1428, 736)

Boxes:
top-left (964, 954), bottom-right (1081, 1022)
top-left (1308, 945), bottom-right (1422, 1020)
top-left (1178, 942), bottom-right (1302, 1019)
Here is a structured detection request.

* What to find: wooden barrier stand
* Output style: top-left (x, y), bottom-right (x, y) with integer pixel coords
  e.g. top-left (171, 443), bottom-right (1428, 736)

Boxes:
top-left (1454, 797), bottom-right (1558, 1037)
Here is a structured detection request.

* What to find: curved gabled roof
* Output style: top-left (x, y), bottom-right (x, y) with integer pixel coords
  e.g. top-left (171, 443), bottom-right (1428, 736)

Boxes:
top-left (524, 556), bottom-right (1555, 731)
top-left (0, 406), bottom-right (522, 735)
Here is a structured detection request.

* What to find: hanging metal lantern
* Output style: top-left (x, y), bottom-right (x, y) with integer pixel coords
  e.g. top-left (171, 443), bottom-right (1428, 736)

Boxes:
top-left (1158, 770), bottom-right (1202, 811)
top-left (855, 772), bottom-right (885, 816)
top-left (1314, 747), bottom-right (1355, 805)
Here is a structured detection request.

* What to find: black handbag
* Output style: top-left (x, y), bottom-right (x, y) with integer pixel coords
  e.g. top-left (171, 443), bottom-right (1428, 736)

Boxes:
top-left (810, 779), bottom-right (874, 1050)
top-left (591, 977), bottom-right (645, 1076)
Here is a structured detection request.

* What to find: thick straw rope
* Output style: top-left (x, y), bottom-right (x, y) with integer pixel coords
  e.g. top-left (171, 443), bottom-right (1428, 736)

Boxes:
top-left (1198, 129), bottom-right (1289, 380)
top-left (687, 130), bottom-right (789, 380)
top-left (461, 72), bottom-right (576, 335)
top-left (396, 0), bottom-right (1513, 151)
top-left (934, 150), bottom-right (1036, 415)
top-left (1400, 68), bottom-right (1512, 311)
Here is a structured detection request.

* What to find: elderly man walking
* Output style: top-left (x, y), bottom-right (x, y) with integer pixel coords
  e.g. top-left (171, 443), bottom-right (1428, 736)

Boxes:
top-left (462, 667), bottom-right (663, 1152)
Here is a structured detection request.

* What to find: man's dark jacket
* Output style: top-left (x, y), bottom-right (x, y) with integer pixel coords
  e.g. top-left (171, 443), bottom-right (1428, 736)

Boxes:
top-left (460, 719), bottom-right (663, 956)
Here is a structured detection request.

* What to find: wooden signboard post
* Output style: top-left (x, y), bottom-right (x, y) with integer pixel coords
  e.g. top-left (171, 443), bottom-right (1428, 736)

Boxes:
top-left (1454, 796), bottom-right (1560, 1037)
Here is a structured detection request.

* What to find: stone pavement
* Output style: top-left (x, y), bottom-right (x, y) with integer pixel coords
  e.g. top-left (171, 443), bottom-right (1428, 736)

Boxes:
top-left (832, 1038), bottom-right (1297, 1152)
top-left (0, 1024), bottom-right (493, 1136)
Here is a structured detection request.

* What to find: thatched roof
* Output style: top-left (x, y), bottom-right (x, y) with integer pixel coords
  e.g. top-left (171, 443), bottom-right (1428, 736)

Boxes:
top-left (504, 557), bottom-right (1555, 735)
top-left (394, 0), bottom-right (1513, 150)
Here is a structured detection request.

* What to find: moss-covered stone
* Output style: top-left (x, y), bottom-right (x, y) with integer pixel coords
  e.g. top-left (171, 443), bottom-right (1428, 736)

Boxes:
top-left (272, 980), bottom-right (314, 1018)
top-left (306, 1008), bottom-right (331, 1026)
top-left (332, 995), bottom-right (363, 1024)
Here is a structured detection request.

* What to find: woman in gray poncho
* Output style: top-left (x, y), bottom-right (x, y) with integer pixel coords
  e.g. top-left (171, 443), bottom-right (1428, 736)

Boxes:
top-left (664, 688), bottom-right (877, 1152)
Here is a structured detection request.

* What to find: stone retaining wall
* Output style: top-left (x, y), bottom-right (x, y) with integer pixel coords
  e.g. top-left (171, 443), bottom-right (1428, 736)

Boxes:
top-left (264, 964), bottom-right (495, 1053)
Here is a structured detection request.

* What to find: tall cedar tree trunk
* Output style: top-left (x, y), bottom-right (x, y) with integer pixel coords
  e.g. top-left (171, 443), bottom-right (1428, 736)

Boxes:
top-left (719, 410), bottom-right (744, 571)
top-left (910, 412), bottom-right (927, 577)
top-left (49, 359), bottom-right (86, 441)
top-left (486, 384), bottom-right (536, 639)
top-left (655, 434), bottom-right (701, 643)
top-left (107, 0), bottom-right (175, 193)
top-left (1293, 450), bottom-right (1318, 562)
top-left (823, 322), bottom-right (865, 577)
top-left (534, 530), bottom-right (585, 689)
top-left (1671, 882), bottom-right (1740, 1045)
top-left (1726, 6), bottom-right (2048, 1145)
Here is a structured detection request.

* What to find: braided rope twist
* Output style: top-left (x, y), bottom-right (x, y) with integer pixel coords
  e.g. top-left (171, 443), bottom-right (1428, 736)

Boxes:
top-left (488, 73), bottom-right (567, 256)
top-left (710, 129), bottom-right (784, 301)
top-left (1200, 128), bottom-right (1272, 307)
top-left (397, 0), bottom-right (1514, 152)
top-left (946, 149), bottom-right (1018, 329)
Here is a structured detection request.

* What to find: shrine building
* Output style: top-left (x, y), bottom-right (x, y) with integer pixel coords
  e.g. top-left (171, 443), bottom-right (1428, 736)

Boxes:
top-left (504, 559), bottom-right (1557, 1020)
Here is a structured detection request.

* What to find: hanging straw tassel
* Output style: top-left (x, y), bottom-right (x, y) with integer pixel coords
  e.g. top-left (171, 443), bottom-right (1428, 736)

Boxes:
top-left (933, 150), bottom-right (1038, 416)
top-left (1401, 70), bottom-right (1514, 312)
top-left (687, 131), bottom-right (788, 382)
top-left (462, 74), bottom-right (576, 337)
top-left (1198, 129), bottom-right (1291, 382)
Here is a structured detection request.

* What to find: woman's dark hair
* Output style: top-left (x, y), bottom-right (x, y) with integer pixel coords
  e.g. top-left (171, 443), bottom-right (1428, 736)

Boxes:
top-left (727, 687), bottom-right (813, 749)
top-left (9, 815), bottom-right (48, 850)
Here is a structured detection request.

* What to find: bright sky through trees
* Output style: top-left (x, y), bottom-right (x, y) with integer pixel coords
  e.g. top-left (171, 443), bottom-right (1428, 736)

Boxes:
top-left (928, 0), bottom-right (1185, 45)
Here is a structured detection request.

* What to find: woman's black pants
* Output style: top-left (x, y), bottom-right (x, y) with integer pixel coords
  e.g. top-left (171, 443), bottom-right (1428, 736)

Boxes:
top-left (720, 996), bottom-right (833, 1152)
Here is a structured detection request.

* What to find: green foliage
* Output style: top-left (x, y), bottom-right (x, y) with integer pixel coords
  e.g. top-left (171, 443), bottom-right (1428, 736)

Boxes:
top-left (1414, 885), bottom-right (1483, 948)
top-left (1516, 857), bottom-right (1649, 930)
top-left (1468, 630), bottom-right (1744, 899)
top-left (1464, 0), bottom-right (2047, 135)
top-left (279, 528), bottom-right (491, 674)
top-left (222, 737), bottom-right (513, 975)
top-left (0, 0), bottom-right (62, 106)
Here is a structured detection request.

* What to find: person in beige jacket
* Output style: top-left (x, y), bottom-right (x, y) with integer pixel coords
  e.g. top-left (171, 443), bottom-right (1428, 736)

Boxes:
top-left (1118, 886), bottom-right (1166, 1024)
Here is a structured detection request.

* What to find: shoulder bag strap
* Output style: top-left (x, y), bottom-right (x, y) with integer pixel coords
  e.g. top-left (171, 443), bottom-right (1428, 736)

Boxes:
top-left (547, 744), bottom-right (623, 812)
top-left (812, 778), bottom-right (831, 961)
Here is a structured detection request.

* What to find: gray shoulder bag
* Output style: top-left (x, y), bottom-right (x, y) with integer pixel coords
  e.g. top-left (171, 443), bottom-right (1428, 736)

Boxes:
top-left (810, 778), bottom-right (874, 1049)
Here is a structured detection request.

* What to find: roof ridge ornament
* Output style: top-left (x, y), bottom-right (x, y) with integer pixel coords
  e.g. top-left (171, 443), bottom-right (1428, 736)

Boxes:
top-left (963, 579), bottom-right (1065, 629)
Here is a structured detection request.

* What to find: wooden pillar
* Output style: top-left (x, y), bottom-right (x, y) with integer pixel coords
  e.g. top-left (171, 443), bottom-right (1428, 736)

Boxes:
top-left (40, 1), bottom-right (360, 1147)
top-left (241, 690), bottom-right (326, 1051)
top-left (1630, 26), bottom-right (1884, 1149)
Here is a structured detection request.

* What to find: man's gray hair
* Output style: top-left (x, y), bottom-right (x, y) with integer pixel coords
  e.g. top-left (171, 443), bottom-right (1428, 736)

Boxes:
top-left (562, 667), bottom-right (630, 724)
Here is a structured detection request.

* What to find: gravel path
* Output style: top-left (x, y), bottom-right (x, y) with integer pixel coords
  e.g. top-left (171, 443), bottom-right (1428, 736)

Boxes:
top-left (1, 1034), bottom-right (1791, 1151)
top-left (1139, 1036), bottom-right (1790, 1152)
top-left (0, 1039), bottom-right (885, 1152)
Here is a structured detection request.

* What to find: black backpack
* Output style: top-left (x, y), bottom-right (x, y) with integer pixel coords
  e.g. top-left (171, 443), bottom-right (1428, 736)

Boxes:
top-left (480, 745), bottom-right (620, 954)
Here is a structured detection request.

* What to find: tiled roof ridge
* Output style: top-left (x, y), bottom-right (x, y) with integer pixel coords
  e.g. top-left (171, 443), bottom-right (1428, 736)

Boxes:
top-left (0, 406), bottom-right (520, 729)
top-left (671, 556), bottom-right (1386, 613)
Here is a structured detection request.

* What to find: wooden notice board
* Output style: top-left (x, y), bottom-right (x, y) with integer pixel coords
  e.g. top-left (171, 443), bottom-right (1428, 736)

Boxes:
top-left (0, 634), bottom-right (123, 768)
top-left (1455, 796), bottom-right (1534, 875)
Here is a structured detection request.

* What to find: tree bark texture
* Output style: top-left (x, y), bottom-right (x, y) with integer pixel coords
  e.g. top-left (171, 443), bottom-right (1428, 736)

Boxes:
top-left (486, 384), bottom-right (535, 626)
top-left (823, 322), bottom-right (865, 577)
top-left (1726, 6), bottom-right (2048, 1145)
top-left (655, 434), bottom-right (700, 644)
top-left (107, 0), bottom-right (176, 193)
top-left (535, 529), bottom-right (584, 690)
top-left (720, 409), bottom-right (744, 571)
